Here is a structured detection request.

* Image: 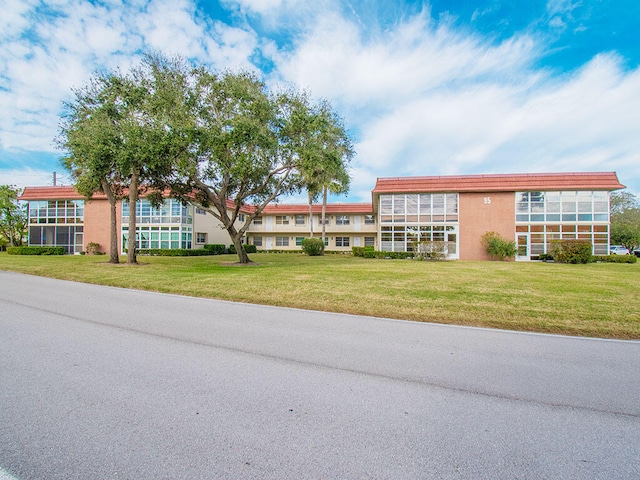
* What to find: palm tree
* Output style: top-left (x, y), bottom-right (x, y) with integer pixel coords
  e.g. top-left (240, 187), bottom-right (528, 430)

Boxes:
top-left (297, 101), bottom-right (354, 245)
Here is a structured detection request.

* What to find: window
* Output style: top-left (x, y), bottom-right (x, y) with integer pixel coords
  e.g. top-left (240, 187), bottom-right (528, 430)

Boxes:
top-left (317, 215), bottom-right (330, 225)
top-left (515, 191), bottom-right (609, 224)
top-left (253, 236), bottom-right (263, 247)
top-left (364, 236), bottom-right (375, 247)
top-left (336, 215), bottom-right (350, 225)
top-left (276, 216), bottom-right (289, 225)
top-left (123, 199), bottom-right (191, 225)
top-left (238, 214), bottom-right (245, 222)
top-left (121, 225), bottom-right (192, 251)
top-left (253, 216), bottom-right (263, 225)
top-left (295, 237), bottom-right (304, 246)
top-left (336, 237), bottom-right (350, 247)
top-left (276, 236), bottom-right (289, 247)
top-left (29, 199), bottom-right (84, 225)
top-left (364, 215), bottom-right (375, 225)
top-left (295, 215), bottom-right (306, 225)
top-left (196, 232), bottom-right (207, 244)
top-left (195, 207), bottom-right (207, 215)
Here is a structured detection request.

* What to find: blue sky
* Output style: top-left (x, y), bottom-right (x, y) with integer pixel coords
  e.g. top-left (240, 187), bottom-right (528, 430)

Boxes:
top-left (1, 0), bottom-right (639, 201)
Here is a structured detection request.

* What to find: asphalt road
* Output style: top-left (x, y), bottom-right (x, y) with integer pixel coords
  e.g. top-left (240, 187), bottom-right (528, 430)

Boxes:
top-left (0, 270), bottom-right (639, 479)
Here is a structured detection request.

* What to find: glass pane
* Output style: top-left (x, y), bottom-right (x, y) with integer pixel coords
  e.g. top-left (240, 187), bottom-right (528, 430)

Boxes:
top-left (578, 202), bottom-right (592, 213)
top-left (546, 202), bottom-right (560, 212)
top-left (432, 194), bottom-right (445, 214)
top-left (446, 194), bottom-right (458, 214)
top-left (419, 194), bottom-right (431, 213)
top-left (406, 195), bottom-right (418, 214)
top-left (380, 195), bottom-right (392, 215)
top-left (393, 196), bottom-right (405, 215)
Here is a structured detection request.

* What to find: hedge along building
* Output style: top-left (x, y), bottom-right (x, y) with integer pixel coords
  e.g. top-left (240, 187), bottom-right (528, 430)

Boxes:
top-left (19, 171), bottom-right (624, 260)
top-left (372, 172), bottom-right (625, 260)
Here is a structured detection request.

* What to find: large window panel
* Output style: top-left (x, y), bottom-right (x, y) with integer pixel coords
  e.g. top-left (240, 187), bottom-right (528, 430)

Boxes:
top-left (446, 193), bottom-right (458, 214)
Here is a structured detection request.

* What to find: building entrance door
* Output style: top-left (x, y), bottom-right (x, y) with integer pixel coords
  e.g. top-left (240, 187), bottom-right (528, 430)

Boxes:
top-left (74, 232), bottom-right (84, 254)
top-left (516, 233), bottom-right (529, 261)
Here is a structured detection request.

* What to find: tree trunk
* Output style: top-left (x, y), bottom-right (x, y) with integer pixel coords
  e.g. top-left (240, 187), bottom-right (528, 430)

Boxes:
top-left (321, 186), bottom-right (328, 251)
top-left (307, 191), bottom-right (314, 238)
top-left (108, 200), bottom-right (119, 263)
top-left (101, 179), bottom-right (120, 264)
top-left (231, 233), bottom-right (250, 264)
top-left (8, 217), bottom-right (15, 247)
top-left (127, 170), bottom-right (139, 265)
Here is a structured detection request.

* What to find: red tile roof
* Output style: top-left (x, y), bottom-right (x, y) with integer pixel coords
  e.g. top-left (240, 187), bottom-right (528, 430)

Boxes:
top-left (372, 172), bottom-right (625, 194)
top-left (19, 186), bottom-right (96, 200)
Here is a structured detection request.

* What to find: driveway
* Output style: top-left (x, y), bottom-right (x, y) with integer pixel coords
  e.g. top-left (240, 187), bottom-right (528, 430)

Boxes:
top-left (1, 271), bottom-right (638, 479)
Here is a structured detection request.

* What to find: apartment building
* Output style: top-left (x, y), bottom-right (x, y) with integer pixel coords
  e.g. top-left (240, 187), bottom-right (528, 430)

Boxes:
top-left (246, 203), bottom-right (376, 252)
top-left (19, 171), bottom-right (624, 260)
top-left (372, 172), bottom-right (624, 260)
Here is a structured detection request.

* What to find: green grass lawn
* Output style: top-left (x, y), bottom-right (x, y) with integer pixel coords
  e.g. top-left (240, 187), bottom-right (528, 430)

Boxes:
top-left (1, 252), bottom-right (639, 339)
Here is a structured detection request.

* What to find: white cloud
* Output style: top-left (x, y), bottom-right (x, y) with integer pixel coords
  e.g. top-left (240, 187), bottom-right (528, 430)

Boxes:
top-left (0, 0), bottom-right (37, 41)
top-left (274, 11), bottom-right (537, 111)
top-left (0, 0), bottom-right (260, 155)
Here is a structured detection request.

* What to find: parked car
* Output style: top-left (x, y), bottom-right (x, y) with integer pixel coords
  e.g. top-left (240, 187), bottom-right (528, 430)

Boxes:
top-left (633, 249), bottom-right (640, 258)
top-left (610, 245), bottom-right (630, 255)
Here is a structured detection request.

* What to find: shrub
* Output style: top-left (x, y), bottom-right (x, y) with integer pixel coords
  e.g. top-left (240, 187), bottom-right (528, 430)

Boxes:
top-left (549, 240), bottom-right (593, 264)
top-left (137, 248), bottom-right (213, 256)
top-left (373, 251), bottom-right (413, 259)
top-left (538, 253), bottom-right (554, 262)
top-left (301, 237), bottom-right (325, 256)
top-left (363, 246), bottom-right (375, 258)
top-left (481, 232), bottom-right (517, 261)
top-left (413, 240), bottom-right (447, 261)
top-left (203, 244), bottom-right (226, 255)
top-left (352, 246), bottom-right (375, 258)
top-left (226, 244), bottom-right (256, 255)
top-left (7, 246), bottom-right (65, 255)
top-left (85, 242), bottom-right (103, 255)
top-left (593, 254), bottom-right (637, 264)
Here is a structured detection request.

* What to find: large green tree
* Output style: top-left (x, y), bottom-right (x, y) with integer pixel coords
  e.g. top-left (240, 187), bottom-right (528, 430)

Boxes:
top-left (59, 74), bottom-right (125, 263)
top-left (59, 55), bottom-right (189, 264)
top-left (176, 71), bottom-right (299, 264)
top-left (157, 67), bottom-right (353, 264)
top-left (0, 185), bottom-right (27, 247)
top-left (610, 190), bottom-right (640, 253)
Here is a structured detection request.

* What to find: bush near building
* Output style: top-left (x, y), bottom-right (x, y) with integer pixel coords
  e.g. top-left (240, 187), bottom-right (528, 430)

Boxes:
top-left (203, 244), bottom-right (227, 255)
top-left (352, 246), bottom-right (375, 258)
top-left (228, 244), bottom-right (257, 255)
top-left (301, 238), bottom-right (325, 256)
top-left (138, 248), bottom-right (214, 256)
top-left (7, 246), bottom-right (65, 255)
top-left (549, 239), bottom-right (594, 264)
top-left (593, 254), bottom-right (637, 263)
top-left (482, 232), bottom-right (517, 261)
